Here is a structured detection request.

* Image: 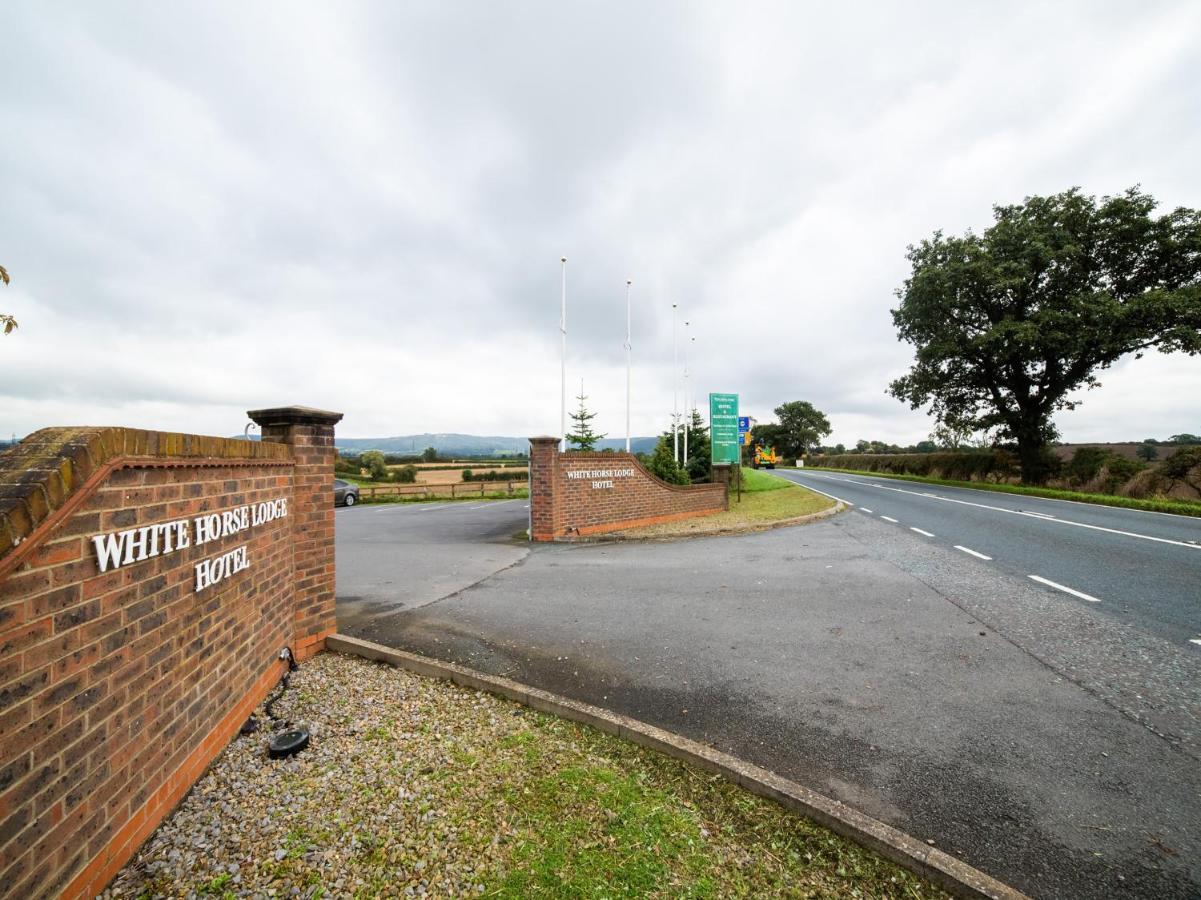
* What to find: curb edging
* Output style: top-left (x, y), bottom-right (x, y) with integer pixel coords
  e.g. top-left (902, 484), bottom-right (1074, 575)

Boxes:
top-left (326, 633), bottom-right (1028, 900)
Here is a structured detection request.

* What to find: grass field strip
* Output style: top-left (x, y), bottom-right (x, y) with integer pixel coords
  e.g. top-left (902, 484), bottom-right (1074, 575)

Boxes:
top-left (795, 471), bottom-right (1200, 551)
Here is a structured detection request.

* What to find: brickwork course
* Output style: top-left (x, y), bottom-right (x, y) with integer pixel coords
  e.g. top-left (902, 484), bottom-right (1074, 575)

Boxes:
top-left (0, 406), bottom-right (341, 899)
top-left (528, 436), bottom-right (727, 541)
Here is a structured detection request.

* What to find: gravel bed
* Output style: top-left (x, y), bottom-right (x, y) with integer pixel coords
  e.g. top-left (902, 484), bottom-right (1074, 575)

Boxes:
top-left (102, 652), bottom-right (948, 899)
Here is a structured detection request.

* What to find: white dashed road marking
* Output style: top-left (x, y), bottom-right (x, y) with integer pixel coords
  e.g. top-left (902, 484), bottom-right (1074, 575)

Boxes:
top-left (879, 516), bottom-right (899, 523)
top-left (794, 471), bottom-right (1199, 551)
top-left (858, 508), bottom-right (873, 514)
top-left (954, 545), bottom-right (992, 560)
top-left (1190, 638), bottom-right (1201, 647)
top-left (910, 527), bottom-right (935, 537)
top-left (1029, 575), bottom-right (1102, 603)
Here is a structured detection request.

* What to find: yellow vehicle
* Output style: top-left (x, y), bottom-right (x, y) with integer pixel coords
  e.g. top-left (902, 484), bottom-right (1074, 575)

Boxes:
top-left (752, 443), bottom-right (780, 469)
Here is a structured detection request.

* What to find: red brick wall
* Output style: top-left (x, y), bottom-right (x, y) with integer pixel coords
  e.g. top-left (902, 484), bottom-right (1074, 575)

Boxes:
top-left (0, 409), bottom-right (340, 899)
top-left (528, 437), bottom-right (726, 540)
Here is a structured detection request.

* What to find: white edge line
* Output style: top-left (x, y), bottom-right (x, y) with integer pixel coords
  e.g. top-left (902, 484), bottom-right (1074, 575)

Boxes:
top-left (804, 473), bottom-right (1198, 551)
top-left (879, 516), bottom-right (899, 523)
top-left (910, 527), bottom-right (935, 537)
top-left (1028, 575), bottom-right (1102, 603)
top-left (954, 545), bottom-right (992, 560)
top-left (792, 468), bottom-right (1201, 521)
top-left (785, 479), bottom-right (853, 507)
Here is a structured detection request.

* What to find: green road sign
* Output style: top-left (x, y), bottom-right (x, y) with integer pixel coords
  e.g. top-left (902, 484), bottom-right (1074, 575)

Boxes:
top-left (709, 392), bottom-right (740, 464)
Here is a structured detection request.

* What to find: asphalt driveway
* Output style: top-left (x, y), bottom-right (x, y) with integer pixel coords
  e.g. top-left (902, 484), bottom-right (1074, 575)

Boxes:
top-left (335, 500), bottom-right (1201, 900)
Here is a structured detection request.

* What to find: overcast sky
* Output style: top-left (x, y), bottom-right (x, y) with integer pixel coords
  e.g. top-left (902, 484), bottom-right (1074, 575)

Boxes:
top-left (3, 1), bottom-right (1199, 446)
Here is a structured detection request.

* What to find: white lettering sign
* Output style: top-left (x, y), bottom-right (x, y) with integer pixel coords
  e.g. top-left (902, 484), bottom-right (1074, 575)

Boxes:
top-left (567, 468), bottom-right (635, 482)
top-left (90, 496), bottom-right (288, 593)
top-left (195, 545), bottom-right (251, 592)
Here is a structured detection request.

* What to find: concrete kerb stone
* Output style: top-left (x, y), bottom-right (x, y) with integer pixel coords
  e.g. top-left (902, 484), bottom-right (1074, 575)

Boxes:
top-left (581, 500), bottom-right (849, 543)
top-left (325, 633), bottom-right (1028, 900)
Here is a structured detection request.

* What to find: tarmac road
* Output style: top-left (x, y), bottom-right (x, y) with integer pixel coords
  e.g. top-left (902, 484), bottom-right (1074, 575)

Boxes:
top-left (776, 467), bottom-right (1201, 649)
top-left (335, 494), bottom-right (1201, 899)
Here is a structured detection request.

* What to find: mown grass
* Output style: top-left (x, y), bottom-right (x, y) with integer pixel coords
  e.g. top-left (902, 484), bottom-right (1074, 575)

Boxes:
top-left (796, 466), bottom-right (1201, 517)
top-left (737, 466), bottom-right (793, 492)
top-left (614, 474), bottom-right (834, 538)
top-left (486, 712), bottom-right (948, 898)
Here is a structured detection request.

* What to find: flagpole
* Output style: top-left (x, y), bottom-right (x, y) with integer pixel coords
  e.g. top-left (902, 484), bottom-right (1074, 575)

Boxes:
top-left (683, 321), bottom-right (690, 468)
top-left (560, 257), bottom-right (567, 452)
top-left (672, 303), bottom-right (679, 463)
top-left (625, 280), bottom-right (632, 453)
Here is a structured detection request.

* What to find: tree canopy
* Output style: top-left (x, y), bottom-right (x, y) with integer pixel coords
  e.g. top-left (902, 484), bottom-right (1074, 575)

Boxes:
top-left (762, 401), bottom-right (831, 460)
top-left (889, 187), bottom-right (1201, 483)
top-left (1, 264), bottom-right (15, 336)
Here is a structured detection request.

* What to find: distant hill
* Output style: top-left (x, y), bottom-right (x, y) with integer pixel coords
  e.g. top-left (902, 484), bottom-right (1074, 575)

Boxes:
top-left (335, 433), bottom-right (659, 456)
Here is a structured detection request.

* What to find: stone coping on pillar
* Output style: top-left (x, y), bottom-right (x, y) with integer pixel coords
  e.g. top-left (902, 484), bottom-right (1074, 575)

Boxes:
top-left (248, 406), bottom-right (344, 428)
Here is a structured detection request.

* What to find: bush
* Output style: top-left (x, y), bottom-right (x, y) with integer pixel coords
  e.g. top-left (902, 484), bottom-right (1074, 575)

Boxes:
top-left (1065, 447), bottom-right (1110, 486)
top-left (392, 465), bottom-right (418, 484)
top-left (1162, 447), bottom-right (1201, 480)
top-left (809, 451), bottom-right (1016, 482)
top-left (1101, 455), bottom-right (1144, 492)
top-left (645, 436), bottom-right (689, 485)
top-left (462, 469), bottom-right (527, 482)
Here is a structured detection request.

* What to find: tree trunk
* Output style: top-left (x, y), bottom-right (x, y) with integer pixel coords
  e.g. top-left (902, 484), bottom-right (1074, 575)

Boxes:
top-left (1014, 422), bottom-right (1052, 485)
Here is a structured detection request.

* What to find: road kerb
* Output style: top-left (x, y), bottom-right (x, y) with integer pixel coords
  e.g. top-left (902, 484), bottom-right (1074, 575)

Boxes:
top-left (326, 633), bottom-right (1029, 900)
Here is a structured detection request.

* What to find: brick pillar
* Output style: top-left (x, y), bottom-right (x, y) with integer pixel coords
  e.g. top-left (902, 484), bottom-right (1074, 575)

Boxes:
top-left (249, 405), bottom-right (343, 657)
top-left (528, 436), bottom-right (560, 541)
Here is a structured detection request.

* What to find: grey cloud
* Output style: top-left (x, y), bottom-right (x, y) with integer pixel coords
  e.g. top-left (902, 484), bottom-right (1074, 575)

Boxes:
top-left (2, 0), bottom-right (1199, 444)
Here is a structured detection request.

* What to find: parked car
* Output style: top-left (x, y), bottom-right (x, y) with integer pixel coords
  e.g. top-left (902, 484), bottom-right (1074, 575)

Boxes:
top-left (334, 479), bottom-right (360, 507)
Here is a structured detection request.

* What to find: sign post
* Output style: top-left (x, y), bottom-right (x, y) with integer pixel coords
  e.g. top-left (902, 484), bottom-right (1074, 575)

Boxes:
top-left (710, 392), bottom-right (740, 501)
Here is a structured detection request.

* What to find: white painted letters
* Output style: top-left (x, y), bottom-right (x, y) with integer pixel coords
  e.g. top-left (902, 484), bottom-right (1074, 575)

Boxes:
top-left (90, 495), bottom-right (287, 596)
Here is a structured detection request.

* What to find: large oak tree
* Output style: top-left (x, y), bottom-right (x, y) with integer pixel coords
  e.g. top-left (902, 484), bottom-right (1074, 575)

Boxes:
top-left (889, 187), bottom-right (1201, 483)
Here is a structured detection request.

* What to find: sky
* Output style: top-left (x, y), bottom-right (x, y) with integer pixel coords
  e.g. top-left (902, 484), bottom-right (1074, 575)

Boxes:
top-left (2, 1), bottom-right (1199, 446)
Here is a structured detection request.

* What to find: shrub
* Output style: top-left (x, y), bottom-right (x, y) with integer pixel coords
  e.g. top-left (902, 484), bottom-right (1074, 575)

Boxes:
top-left (645, 436), bottom-right (689, 485)
top-left (1065, 447), bottom-right (1110, 486)
top-left (392, 465), bottom-right (418, 483)
top-left (462, 469), bottom-right (526, 482)
top-left (1162, 447), bottom-right (1201, 480)
top-left (1100, 455), bottom-right (1144, 493)
top-left (809, 451), bottom-right (1014, 482)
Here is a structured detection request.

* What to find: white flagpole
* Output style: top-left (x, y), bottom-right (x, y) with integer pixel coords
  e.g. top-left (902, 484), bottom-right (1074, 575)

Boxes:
top-left (560, 257), bottom-right (567, 452)
top-left (625, 280), bottom-right (632, 453)
top-left (672, 303), bottom-right (679, 463)
top-left (683, 321), bottom-right (690, 468)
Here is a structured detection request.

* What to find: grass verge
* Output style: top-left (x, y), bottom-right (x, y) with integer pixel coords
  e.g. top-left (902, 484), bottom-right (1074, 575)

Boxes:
top-left (107, 653), bottom-right (950, 898)
top-left (794, 466), bottom-right (1201, 517)
top-left (612, 475), bottom-right (835, 538)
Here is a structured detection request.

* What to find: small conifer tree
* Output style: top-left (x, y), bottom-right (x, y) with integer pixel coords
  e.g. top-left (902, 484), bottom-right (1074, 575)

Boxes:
top-left (566, 383), bottom-right (606, 451)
